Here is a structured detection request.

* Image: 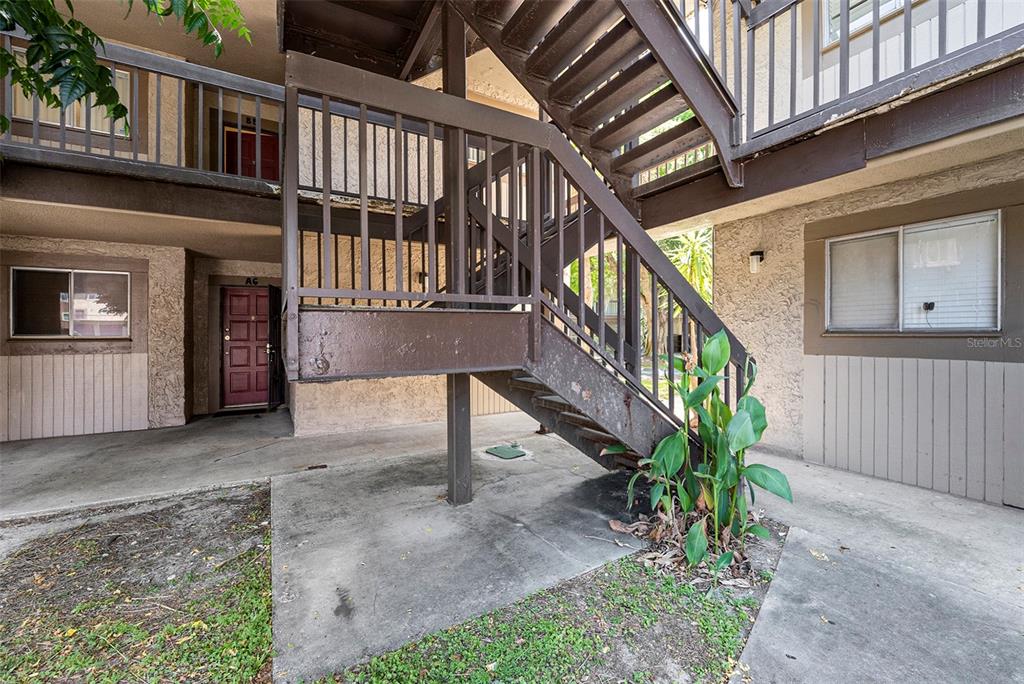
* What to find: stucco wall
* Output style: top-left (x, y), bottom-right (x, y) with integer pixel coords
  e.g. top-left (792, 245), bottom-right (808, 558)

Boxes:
top-left (712, 150), bottom-right (1024, 457)
top-left (289, 376), bottom-right (447, 436)
top-left (0, 234), bottom-right (186, 428)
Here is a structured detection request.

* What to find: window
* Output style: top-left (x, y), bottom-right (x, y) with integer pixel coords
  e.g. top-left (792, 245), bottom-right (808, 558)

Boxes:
top-left (11, 48), bottom-right (132, 136)
top-left (823, 0), bottom-right (903, 45)
top-left (826, 211), bottom-right (1001, 333)
top-left (10, 268), bottom-right (130, 338)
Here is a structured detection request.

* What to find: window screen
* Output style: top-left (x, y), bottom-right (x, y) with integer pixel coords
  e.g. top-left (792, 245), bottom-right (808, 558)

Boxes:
top-left (11, 268), bottom-right (130, 338)
top-left (828, 232), bottom-right (899, 330)
top-left (902, 213), bottom-right (999, 330)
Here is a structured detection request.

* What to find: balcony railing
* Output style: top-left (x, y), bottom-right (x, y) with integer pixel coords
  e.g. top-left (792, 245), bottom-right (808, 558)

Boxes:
top-left (663, 0), bottom-right (1024, 155)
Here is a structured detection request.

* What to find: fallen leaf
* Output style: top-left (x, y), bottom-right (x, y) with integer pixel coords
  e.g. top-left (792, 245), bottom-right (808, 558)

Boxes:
top-left (809, 549), bottom-right (830, 562)
top-left (64, 628), bottom-right (77, 637)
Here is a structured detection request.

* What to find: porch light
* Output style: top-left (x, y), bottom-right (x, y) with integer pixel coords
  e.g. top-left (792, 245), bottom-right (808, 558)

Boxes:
top-left (749, 250), bottom-right (765, 274)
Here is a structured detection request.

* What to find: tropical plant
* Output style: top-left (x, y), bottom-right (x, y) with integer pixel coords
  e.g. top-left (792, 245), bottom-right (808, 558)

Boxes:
top-left (0, 0), bottom-right (250, 132)
top-left (626, 329), bottom-right (791, 571)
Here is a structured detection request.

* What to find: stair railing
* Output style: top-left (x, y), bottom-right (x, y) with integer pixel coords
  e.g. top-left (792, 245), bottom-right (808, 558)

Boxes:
top-left (282, 51), bottom-right (750, 420)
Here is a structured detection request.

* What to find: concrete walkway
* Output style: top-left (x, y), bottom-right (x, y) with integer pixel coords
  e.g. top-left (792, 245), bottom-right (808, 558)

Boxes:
top-left (0, 410), bottom-right (541, 519)
top-left (271, 432), bottom-right (636, 682)
top-left (736, 451), bottom-right (1024, 683)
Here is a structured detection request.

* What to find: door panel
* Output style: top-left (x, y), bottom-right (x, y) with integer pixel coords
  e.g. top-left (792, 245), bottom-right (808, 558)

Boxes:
top-left (221, 287), bottom-right (270, 407)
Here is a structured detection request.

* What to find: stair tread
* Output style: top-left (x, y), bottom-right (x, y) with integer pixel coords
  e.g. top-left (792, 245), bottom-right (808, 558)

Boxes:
top-left (576, 426), bottom-right (618, 444)
top-left (502, 0), bottom-right (574, 52)
top-left (476, 0), bottom-right (523, 25)
top-left (571, 54), bottom-right (667, 130)
top-left (590, 87), bottom-right (689, 152)
top-left (509, 376), bottom-right (549, 392)
top-left (558, 411), bottom-right (601, 429)
top-left (526, 1), bottom-right (622, 80)
top-left (611, 117), bottom-right (709, 175)
top-left (548, 21), bottom-right (644, 106)
top-left (631, 156), bottom-right (722, 198)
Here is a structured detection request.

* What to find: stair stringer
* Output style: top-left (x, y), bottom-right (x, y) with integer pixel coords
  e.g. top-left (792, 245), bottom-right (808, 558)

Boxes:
top-left (523, 319), bottom-right (677, 457)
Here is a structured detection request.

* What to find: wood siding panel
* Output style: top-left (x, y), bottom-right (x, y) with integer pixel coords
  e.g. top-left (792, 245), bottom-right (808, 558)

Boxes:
top-left (802, 355), bottom-right (826, 464)
top-left (470, 377), bottom-right (518, 417)
top-left (0, 353), bottom-right (148, 441)
top-left (984, 363), bottom-right (1004, 505)
top-left (813, 355), bottom-right (1015, 505)
top-left (1004, 364), bottom-right (1024, 508)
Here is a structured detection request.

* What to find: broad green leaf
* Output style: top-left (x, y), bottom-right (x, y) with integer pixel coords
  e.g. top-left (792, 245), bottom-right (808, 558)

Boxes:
top-left (685, 521), bottom-right (708, 567)
top-left (626, 471), bottom-right (642, 509)
top-left (743, 463), bottom-right (793, 502)
top-left (726, 409), bottom-right (757, 453)
top-left (677, 484), bottom-right (693, 513)
top-left (650, 482), bottom-right (665, 512)
top-left (714, 551), bottom-right (734, 572)
top-left (710, 396), bottom-right (732, 428)
top-left (737, 395), bottom-right (768, 441)
top-left (747, 524), bottom-right (771, 539)
top-left (685, 375), bottom-right (721, 409)
top-left (700, 330), bottom-right (730, 375)
top-left (742, 358), bottom-right (758, 397)
top-left (653, 430), bottom-right (685, 479)
top-left (603, 443), bottom-right (629, 454)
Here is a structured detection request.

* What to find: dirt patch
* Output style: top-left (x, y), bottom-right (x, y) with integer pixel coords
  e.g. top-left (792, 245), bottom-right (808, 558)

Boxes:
top-left (0, 484), bottom-right (272, 681)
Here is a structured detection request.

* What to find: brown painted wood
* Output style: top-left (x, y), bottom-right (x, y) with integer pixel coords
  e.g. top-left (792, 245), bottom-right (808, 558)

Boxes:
top-left (610, 117), bottom-right (708, 175)
top-left (548, 20), bottom-right (645, 105)
top-left (590, 86), bottom-right (688, 151)
top-left (526, 2), bottom-right (621, 79)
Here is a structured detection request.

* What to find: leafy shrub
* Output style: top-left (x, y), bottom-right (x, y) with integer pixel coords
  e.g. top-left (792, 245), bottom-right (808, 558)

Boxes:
top-left (626, 330), bottom-right (791, 568)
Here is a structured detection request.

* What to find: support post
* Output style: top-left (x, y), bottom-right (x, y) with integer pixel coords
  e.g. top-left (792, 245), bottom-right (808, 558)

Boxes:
top-left (442, 5), bottom-right (467, 298)
top-left (447, 373), bottom-right (472, 505)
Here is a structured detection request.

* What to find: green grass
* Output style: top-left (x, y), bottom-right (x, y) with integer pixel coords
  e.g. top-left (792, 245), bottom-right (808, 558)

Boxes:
top-left (333, 557), bottom-right (757, 684)
top-left (0, 536), bottom-right (272, 682)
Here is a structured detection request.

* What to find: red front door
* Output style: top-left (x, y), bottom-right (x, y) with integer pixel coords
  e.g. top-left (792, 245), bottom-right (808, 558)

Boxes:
top-left (222, 287), bottom-right (270, 407)
top-left (224, 127), bottom-right (280, 181)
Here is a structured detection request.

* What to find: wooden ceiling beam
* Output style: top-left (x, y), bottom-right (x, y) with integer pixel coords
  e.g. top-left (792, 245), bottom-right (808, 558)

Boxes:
top-left (399, 1), bottom-right (442, 80)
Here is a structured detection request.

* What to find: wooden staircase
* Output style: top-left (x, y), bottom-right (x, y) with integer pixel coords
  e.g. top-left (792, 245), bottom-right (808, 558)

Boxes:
top-left (282, 50), bottom-right (751, 495)
top-left (451, 0), bottom-right (742, 210)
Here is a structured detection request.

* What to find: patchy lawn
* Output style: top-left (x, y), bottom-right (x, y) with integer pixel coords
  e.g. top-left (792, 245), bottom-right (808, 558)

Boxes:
top-left (0, 485), bottom-right (272, 682)
top-left (335, 526), bottom-right (785, 684)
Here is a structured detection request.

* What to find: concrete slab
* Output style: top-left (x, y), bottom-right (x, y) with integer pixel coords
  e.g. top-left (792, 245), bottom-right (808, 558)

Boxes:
top-left (0, 410), bottom-right (539, 519)
top-left (271, 432), bottom-right (637, 683)
top-left (734, 452), bottom-right (1024, 683)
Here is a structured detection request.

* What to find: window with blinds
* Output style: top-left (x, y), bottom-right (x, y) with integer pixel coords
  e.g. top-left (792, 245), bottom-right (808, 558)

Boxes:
top-left (826, 211), bottom-right (1001, 333)
top-left (824, 0), bottom-right (903, 44)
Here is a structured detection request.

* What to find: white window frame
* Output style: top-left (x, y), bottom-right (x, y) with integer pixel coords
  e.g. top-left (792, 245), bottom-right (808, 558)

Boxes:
top-left (824, 210), bottom-right (1002, 334)
top-left (822, 0), bottom-right (906, 48)
top-left (9, 267), bottom-right (132, 339)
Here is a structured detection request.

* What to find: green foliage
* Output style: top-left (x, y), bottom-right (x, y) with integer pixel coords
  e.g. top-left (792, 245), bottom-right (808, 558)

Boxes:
top-left (628, 330), bottom-right (792, 566)
top-left (0, 0), bottom-right (249, 132)
top-left (659, 227), bottom-right (713, 304)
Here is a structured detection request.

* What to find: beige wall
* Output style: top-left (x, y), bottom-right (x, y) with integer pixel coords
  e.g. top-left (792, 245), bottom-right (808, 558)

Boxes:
top-left (1, 234), bottom-right (187, 433)
top-left (713, 149), bottom-right (1024, 459)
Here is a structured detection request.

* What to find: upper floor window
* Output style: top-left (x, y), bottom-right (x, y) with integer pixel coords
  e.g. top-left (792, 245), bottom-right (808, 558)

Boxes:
top-left (824, 0), bottom-right (903, 45)
top-left (826, 210), bottom-right (1001, 333)
top-left (10, 268), bottom-right (130, 338)
top-left (11, 48), bottom-right (131, 136)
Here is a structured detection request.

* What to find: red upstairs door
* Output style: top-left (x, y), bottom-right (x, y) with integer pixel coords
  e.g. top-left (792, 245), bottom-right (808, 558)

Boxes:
top-left (221, 287), bottom-right (270, 407)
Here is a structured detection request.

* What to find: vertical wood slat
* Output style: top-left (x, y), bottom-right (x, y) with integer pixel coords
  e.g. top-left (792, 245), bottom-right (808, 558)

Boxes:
top-left (916, 359), bottom-right (933, 489)
top-left (74, 355), bottom-right (85, 435)
top-left (848, 357), bottom-right (861, 473)
top-left (802, 358), bottom-right (827, 464)
top-left (872, 0), bottom-right (881, 84)
top-left (789, 5), bottom-right (797, 120)
top-left (949, 360), bottom-right (968, 496)
top-left (887, 358), bottom-right (902, 481)
top-left (577, 192), bottom-right (586, 328)
top-left (903, 0), bottom-right (913, 72)
top-left (31, 355), bottom-right (43, 439)
top-left (485, 135), bottom-right (494, 295)
top-left (0, 357), bottom-right (10, 443)
top-left (768, 16), bottom-right (776, 125)
top-left (983, 362), bottom-right (1004, 504)
top-left (359, 105), bottom-right (370, 290)
top-left (597, 215), bottom-right (606, 352)
top-left (322, 96), bottom-right (333, 290)
top-left (873, 358), bottom-right (888, 478)
top-left (835, 356), bottom-right (849, 470)
top-left (1003, 363), bottom-right (1024, 507)
top-left (155, 73), bottom-right (162, 163)
top-left (112, 353), bottom-right (124, 433)
top-left (427, 121), bottom-right (437, 294)
top-left (858, 357), bottom-right (873, 476)
top-left (102, 354), bottom-right (114, 433)
top-left (977, 0), bottom-right (987, 42)
top-left (937, 0), bottom-right (947, 56)
top-left (812, 0), bottom-right (821, 107)
top-left (131, 69), bottom-right (140, 160)
top-left (932, 359), bottom-right (951, 493)
top-left (900, 358), bottom-right (917, 485)
top-left (41, 356), bottom-right (54, 439)
top-left (965, 360), bottom-right (986, 499)
top-left (650, 272), bottom-right (658, 402)
top-left (510, 142), bottom-right (519, 299)
top-left (823, 355), bottom-right (837, 466)
top-left (454, 128), bottom-right (467, 295)
top-left (556, 166), bottom-right (565, 306)
top-left (394, 113), bottom-right (404, 294)
top-left (616, 235), bottom-right (625, 364)
top-left (529, 147), bottom-right (542, 361)
top-left (839, 0), bottom-right (851, 97)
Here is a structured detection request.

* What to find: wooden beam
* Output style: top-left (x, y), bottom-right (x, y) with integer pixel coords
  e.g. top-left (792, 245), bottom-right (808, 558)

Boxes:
top-left (399, 1), bottom-right (442, 80)
top-left (447, 372), bottom-right (473, 505)
top-left (617, 0), bottom-right (743, 187)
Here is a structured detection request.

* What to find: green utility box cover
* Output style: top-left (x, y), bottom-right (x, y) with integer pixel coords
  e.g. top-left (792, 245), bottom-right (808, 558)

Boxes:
top-left (485, 445), bottom-right (526, 460)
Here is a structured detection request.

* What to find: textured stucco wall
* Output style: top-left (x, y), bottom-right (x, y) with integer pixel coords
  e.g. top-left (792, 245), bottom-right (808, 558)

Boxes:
top-left (290, 376), bottom-right (446, 436)
top-left (0, 234), bottom-right (186, 428)
top-left (713, 150), bottom-right (1024, 456)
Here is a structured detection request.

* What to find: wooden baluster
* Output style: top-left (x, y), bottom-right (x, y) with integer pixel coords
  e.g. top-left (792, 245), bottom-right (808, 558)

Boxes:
top-left (556, 165), bottom-right (565, 309)
top-left (196, 83), bottom-right (203, 168)
top-left (598, 215), bottom-right (606, 352)
top-left (359, 104), bottom-right (370, 291)
top-left (903, 0), bottom-right (913, 73)
top-left (217, 87), bottom-right (223, 172)
top-left (454, 127), bottom-right (467, 295)
top-left (978, 0), bottom-right (987, 41)
top-left (322, 96), bottom-right (333, 291)
top-left (59, 103), bottom-right (66, 151)
top-left (577, 191), bottom-right (586, 330)
top-left (155, 74), bottom-right (162, 162)
top-left (938, 0), bottom-right (947, 57)
top-left (177, 80), bottom-right (183, 167)
top-left (812, 0), bottom-right (821, 108)
top-left (485, 135), bottom-right (494, 296)
top-left (510, 142), bottom-right (519, 298)
top-left (668, 294), bottom-right (675, 414)
top-left (394, 113), bottom-right (404, 297)
top-left (768, 16), bottom-right (775, 126)
top-left (789, 5), bottom-right (797, 120)
top-left (733, 0), bottom-right (742, 135)
top-left (616, 234), bottom-right (625, 364)
top-left (745, 25), bottom-right (755, 138)
top-left (530, 147), bottom-right (542, 360)
top-left (236, 91), bottom-right (242, 175)
top-left (427, 121), bottom-right (437, 294)
top-left (839, 0), bottom-right (851, 97)
top-left (650, 272), bottom-right (659, 403)
top-left (131, 69), bottom-right (139, 160)
top-left (1, 35), bottom-right (11, 142)
top-left (872, 0), bottom-right (881, 85)
top-left (255, 96), bottom-right (262, 180)
top-left (85, 94), bottom-right (92, 153)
